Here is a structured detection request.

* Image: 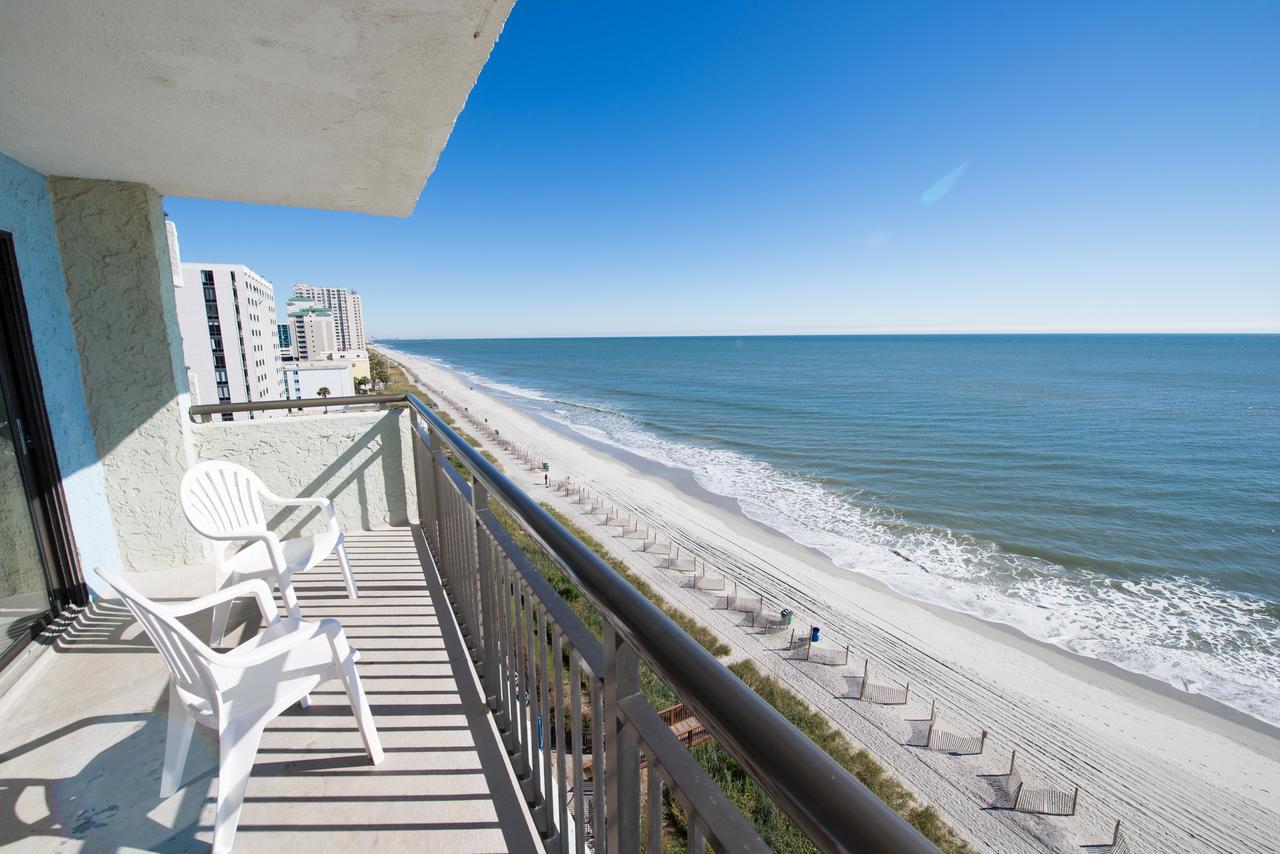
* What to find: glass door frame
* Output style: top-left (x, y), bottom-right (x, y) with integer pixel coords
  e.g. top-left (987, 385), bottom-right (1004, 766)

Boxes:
top-left (0, 229), bottom-right (87, 670)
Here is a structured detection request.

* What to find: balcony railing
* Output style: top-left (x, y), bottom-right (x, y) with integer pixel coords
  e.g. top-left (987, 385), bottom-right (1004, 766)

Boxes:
top-left (191, 393), bottom-right (938, 853)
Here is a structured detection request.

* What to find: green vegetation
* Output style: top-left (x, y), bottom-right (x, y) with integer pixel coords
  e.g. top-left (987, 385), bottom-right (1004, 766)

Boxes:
top-left (366, 348), bottom-right (393, 389)
top-left (367, 346), bottom-right (455, 425)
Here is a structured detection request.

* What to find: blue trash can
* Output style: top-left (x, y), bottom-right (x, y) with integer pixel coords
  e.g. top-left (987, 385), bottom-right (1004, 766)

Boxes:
top-left (810, 625), bottom-right (821, 643)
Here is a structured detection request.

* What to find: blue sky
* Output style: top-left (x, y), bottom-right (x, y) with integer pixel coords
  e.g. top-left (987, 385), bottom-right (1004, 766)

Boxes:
top-left (166, 1), bottom-right (1280, 339)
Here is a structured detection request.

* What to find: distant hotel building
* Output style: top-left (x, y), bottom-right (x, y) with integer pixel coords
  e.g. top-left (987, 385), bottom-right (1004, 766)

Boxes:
top-left (286, 296), bottom-right (338, 361)
top-left (283, 360), bottom-right (356, 402)
top-left (293, 284), bottom-right (366, 351)
top-left (176, 261), bottom-right (284, 420)
top-left (277, 322), bottom-right (293, 357)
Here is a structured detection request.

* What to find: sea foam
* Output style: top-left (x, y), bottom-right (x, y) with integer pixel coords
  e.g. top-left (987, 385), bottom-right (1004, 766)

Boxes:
top-left (514, 381), bottom-right (1280, 727)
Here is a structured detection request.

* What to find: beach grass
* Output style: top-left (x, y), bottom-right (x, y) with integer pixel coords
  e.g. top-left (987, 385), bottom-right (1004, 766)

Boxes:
top-left (371, 348), bottom-right (456, 425)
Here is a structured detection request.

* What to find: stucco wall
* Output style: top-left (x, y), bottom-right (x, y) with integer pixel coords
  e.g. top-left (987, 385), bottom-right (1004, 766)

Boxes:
top-left (48, 177), bottom-right (204, 572)
top-left (190, 410), bottom-right (417, 537)
top-left (0, 153), bottom-right (122, 591)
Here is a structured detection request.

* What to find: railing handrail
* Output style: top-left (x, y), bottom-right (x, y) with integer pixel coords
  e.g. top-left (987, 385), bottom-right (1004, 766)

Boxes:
top-left (187, 391), bottom-right (938, 852)
top-left (403, 392), bottom-right (935, 854)
top-left (190, 393), bottom-right (404, 421)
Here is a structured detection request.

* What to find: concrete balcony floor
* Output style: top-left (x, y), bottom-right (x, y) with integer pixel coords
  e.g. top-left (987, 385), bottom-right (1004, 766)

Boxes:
top-left (0, 528), bottom-right (541, 852)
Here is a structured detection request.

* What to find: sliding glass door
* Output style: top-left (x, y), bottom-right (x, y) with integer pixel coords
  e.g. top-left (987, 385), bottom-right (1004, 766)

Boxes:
top-left (0, 379), bottom-right (52, 654)
top-left (0, 231), bottom-right (84, 668)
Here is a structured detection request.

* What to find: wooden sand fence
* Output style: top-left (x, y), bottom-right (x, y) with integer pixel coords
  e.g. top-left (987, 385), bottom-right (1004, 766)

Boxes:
top-left (923, 700), bottom-right (988, 754)
top-left (788, 630), bottom-right (853, 667)
top-left (713, 588), bottom-right (765, 621)
top-left (752, 612), bottom-right (793, 633)
top-left (856, 658), bottom-right (910, 704)
top-left (656, 545), bottom-right (697, 572)
top-left (1005, 750), bottom-right (1079, 815)
top-left (1110, 819), bottom-right (1132, 854)
top-left (686, 567), bottom-right (727, 591)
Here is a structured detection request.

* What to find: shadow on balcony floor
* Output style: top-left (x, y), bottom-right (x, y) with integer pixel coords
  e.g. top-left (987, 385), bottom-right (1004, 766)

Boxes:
top-left (0, 528), bottom-right (539, 852)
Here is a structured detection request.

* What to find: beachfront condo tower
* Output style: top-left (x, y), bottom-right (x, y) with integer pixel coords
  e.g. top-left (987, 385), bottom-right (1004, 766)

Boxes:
top-left (287, 295), bottom-right (339, 361)
top-left (293, 283), bottom-right (366, 351)
top-left (175, 260), bottom-right (285, 420)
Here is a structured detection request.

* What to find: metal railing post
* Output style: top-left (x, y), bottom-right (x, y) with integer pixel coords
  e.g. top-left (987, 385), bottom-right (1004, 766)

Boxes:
top-left (604, 622), bottom-right (642, 854)
top-left (474, 480), bottom-right (499, 703)
top-left (409, 408), bottom-right (428, 532)
top-left (425, 425), bottom-right (444, 554)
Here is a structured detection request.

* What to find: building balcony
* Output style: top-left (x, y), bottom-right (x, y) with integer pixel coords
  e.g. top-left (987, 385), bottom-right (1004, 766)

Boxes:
top-left (0, 396), bottom-right (934, 852)
top-left (0, 526), bottom-right (541, 852)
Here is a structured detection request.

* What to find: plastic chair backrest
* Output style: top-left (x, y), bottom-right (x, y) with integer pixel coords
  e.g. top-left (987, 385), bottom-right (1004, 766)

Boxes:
top-left (181, 461), bottom-right (269, 538)
top-left (95, 568), bottom-right (220, 714)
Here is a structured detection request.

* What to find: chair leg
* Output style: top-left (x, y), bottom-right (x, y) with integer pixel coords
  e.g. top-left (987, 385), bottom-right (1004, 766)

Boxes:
top-left (209, 601), bottom-right (232, 647)
top-left (279, 576), bottom-right (303, 623)
top-left (336, 541), bottom-right (359, 599)
top-left (160, 683), bottom-right (196, 799)
top-left (325, 621), bottom-right (383, 764)
top-left (276, 578), bottom-right (311, 710)
top-left (208, 570), bottom-right (235, 647)
top-left (213, 719), bottom-right (267, 854)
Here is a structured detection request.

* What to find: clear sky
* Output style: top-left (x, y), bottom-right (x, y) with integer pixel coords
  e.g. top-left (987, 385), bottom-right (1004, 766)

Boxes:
top-left (165, 1), bottom-right (1280, 339)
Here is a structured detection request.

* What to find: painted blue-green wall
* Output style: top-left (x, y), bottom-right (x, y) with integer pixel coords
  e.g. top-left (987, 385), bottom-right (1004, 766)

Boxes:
top-left (0, 152), bottom-right (122, 589)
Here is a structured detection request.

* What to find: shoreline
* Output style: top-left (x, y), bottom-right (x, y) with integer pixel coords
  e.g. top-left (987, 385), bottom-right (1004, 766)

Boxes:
top-left (379, 344), bottom-right (1280, 853)
top-left (531, 406), bottom-right (1280, 747)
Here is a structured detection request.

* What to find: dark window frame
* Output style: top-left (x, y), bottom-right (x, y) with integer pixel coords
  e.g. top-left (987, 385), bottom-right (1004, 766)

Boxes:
top-left (0, 230), bottom-right (88, 669)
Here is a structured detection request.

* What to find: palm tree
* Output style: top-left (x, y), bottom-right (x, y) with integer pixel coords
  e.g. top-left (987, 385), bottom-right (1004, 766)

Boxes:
top-left (317, 386), bottom-right (331, 413)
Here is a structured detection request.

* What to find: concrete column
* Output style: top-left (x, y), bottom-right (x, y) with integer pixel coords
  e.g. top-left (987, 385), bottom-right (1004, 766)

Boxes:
top-left (47, 177), bottom-right (203, 571)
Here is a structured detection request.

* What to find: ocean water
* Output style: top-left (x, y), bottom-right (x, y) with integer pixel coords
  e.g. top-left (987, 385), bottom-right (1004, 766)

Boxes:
top-left (388, 335), bottom-right (1280, 725)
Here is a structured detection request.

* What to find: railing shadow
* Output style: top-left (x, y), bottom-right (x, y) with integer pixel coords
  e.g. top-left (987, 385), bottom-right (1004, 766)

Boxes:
top-left (199, 411), bottom-right (411, 540)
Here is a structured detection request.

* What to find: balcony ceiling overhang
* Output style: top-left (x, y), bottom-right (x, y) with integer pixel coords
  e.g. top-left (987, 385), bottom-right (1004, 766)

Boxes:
top-left (0, 0), bottom-right (513, 216)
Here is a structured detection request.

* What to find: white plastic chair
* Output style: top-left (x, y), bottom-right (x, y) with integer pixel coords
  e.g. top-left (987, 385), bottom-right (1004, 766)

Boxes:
top-left (94, 567), bottom-right (384, 854)
top-left (180, 461), bottom-right (359, 645)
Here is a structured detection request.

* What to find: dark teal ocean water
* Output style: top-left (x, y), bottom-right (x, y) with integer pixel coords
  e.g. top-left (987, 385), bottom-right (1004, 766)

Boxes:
top-left (386, 335), bottom-right (1280, 723)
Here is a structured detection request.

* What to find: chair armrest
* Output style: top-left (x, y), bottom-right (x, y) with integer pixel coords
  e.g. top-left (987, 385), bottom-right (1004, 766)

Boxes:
top-left (262, 491), bottom-right (338, 530)
top-left (262, 486), bottom-right (335, 522)
top-left (163, 578), bottom-right (280, 626)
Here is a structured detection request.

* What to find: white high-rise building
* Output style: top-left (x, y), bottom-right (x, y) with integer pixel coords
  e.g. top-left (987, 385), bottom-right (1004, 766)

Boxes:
top-left (176, 262), bottom-right (285, 420)
top-left (292, 284), bottom-right (366, 351)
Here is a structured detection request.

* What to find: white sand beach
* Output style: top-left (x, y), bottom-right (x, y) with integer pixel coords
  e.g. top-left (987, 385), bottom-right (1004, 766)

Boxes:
top-left (383, 347), bottom-right (1280, 854)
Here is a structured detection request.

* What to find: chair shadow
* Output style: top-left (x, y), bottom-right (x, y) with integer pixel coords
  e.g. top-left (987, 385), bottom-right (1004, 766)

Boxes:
top-left (257, 411), bottom-right (410, 540)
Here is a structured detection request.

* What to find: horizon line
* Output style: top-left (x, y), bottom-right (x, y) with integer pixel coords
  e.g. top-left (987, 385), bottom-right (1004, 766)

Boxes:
top-left (372, 329), bottom-right (1280, 342)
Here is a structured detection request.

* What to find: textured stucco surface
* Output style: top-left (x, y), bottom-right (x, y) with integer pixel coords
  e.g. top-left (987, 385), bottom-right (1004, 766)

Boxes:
top-left (0, 0), bottom-right (515, 215)
top-left (0, 154), bottom-right (122, 590)
top-left (191, 410), bottom-right (417, 535)
top-left (49, 177), bottom-right (204, 572)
